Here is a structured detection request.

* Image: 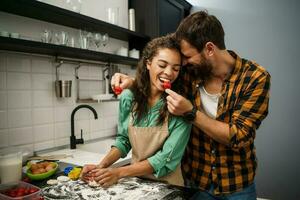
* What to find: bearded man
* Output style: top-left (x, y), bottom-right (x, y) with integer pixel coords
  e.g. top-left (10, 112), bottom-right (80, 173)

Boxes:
top-left (111, 10), bottom-right (271, 200)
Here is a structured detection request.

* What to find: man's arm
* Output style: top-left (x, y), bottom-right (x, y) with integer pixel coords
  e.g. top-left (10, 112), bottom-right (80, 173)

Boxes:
top-left (110, 73), bottom-right (134, 91)
top-left (165, 72), bottom-right (270, 148)
top-left (165, 89), bottom-right (230, 145)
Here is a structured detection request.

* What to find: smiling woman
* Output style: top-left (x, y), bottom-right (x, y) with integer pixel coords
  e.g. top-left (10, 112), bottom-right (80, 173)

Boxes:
top-left (80, 35), bottom-right (191, 187)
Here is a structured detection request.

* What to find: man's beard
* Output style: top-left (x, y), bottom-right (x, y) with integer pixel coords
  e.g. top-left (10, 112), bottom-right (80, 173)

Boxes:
top-left (186, 59), bottom-right (213, 81)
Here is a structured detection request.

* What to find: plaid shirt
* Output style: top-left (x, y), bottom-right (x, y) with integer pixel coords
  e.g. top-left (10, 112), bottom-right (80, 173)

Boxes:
top-left (181, 51), bottom-right (271, 195)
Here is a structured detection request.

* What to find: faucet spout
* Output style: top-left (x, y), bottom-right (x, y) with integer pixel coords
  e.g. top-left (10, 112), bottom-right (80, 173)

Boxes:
top-left (70, 104), bottom-right (98, 149)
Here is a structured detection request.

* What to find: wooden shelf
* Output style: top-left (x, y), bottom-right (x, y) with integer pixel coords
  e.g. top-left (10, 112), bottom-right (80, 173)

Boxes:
top-left (0, 0), bottom-right (150, 52)
top-left (0, 36), bottom-right (139, 66)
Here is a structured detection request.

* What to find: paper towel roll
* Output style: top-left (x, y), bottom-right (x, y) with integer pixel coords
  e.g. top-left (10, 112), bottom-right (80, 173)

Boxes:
top-left (129, 9), bottom-right (135, 31)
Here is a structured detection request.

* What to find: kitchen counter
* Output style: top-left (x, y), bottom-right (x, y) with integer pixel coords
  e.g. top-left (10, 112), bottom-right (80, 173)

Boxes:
top-left (36, 138), bottom-right (131, 168)
top-left (40, 176), bottom-right (190, 199)
top-left (31, 138), bottom-right (192, 199)
top-left (32, 139), bottom-right (268, 200)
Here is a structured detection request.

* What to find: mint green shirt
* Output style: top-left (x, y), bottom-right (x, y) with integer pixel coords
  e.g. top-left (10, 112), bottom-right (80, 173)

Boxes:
top-left (113, 89), bottom-right (191, 178)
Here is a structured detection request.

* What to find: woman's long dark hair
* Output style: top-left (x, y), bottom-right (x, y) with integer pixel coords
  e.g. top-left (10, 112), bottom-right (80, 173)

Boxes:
top-left (130, 34), bottom-right (184, 125)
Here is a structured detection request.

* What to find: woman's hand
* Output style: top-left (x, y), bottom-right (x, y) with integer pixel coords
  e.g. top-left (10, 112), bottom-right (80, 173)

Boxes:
top-left (165, 89), bottom-right (193, 116)
top-left (80, 164), bottom-right (97, 182)
top-left (111, 73), bottom-right (134, 92)
top-left (91, 168), bottom-right (121, 187)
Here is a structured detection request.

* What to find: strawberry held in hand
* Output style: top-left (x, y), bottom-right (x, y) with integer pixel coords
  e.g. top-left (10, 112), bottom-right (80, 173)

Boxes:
top-left (163, 81), bottom-right (171, 90)
top-left (114, 86), bottom-right (123, 95)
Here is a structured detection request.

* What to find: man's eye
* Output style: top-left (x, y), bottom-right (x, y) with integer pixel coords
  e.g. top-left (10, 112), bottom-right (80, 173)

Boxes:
top-left (158, 65), bottom-right (166, 68)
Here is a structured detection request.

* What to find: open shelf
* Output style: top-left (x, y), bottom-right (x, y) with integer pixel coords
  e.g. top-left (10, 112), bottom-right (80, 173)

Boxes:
top-left (0, 0), bottom-right (150, 51)
top-left (76, 98), bottom-right (119, 103)
top-left (0, 36), bottom-right (139, 66)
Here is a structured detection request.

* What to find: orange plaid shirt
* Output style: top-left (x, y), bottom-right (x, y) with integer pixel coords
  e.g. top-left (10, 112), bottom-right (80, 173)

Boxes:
top-left (181, 51), bottom-right (271, 194)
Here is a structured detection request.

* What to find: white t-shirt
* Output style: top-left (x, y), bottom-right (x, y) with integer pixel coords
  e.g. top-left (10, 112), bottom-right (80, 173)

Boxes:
top-left (199, 86), bottom-right (220, 119)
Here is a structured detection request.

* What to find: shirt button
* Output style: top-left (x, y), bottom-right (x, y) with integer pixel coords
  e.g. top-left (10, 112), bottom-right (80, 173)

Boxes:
top-left (212, 166), bottom-right (216, 170)
top-left (166, 158), bottom-right (170, 162)
top-left (211, 150), bottom-right (215, 155)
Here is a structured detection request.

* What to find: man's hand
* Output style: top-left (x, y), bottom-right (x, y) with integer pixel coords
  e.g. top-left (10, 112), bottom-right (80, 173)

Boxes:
top-left (91, 168), bottom-right (121, 188)
top-left (165, 89), bottom-right (193, 116)
top-left (111, 73), bottom-right (134, 92)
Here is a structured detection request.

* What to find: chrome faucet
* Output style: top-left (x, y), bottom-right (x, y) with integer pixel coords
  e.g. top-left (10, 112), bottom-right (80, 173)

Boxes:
top-left (70, 104), bottom-right (98, 149)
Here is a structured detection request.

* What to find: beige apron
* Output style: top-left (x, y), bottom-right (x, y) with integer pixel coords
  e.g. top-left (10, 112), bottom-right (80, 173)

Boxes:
top-left (128, 114), bottom-right (184, 186)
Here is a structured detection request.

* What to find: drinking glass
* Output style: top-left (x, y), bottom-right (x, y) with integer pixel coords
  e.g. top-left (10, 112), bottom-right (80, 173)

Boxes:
top-left (94, 33), bottom-right (102, 50)
top-left (101, 33), bottom-right (109, 48)
top-left (56, 31), bottom-right (69, 46)
top-left (41, 29), bottom-right (52, 43)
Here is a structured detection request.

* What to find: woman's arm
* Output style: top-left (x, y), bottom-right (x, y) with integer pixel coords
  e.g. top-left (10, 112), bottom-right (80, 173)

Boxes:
top-left (98, 147), bottom-right (122, 168)
top-left (92, 160), bottom-right (154, 187)
top-left (147, 117), bottom-right (191, 178)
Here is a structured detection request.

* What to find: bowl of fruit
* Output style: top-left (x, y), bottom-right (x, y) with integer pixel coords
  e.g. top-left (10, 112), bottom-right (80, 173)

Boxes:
top-left (26, 161), bottom-right (58, 181)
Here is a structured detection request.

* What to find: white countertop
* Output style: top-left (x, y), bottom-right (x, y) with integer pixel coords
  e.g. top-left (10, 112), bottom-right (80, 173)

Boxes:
top-left (37, 138), bottom-right (131, 167)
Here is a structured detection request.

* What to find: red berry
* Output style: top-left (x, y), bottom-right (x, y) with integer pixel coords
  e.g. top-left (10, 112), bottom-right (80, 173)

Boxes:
top-left (29, 188), bottom-right (38, 194)
top-left (163, 81), bottom-right (171, 90)
top-left (24, 188), bottom-right (30, 195)
top-left (114, 86), bottom-right (123, 95)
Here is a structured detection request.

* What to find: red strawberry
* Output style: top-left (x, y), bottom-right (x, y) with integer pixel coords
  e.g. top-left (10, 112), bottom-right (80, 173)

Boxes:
top-left (114, 86), bottom-right (123, 95)
top-left (163, 81), bottom-right (171, 90)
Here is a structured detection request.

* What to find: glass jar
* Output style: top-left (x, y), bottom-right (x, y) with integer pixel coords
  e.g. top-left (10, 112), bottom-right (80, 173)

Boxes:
top-left (0, 149), bottom-right (23, 184)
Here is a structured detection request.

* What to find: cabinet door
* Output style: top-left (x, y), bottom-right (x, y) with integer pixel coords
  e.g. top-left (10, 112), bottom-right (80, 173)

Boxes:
top-left (130, 0), bottom-right (191, 38)
top-left (159, 0), bottom-right (185, 36)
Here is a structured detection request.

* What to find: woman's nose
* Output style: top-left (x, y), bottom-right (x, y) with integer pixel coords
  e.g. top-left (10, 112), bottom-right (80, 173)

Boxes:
top-left (163, 66), bottom-right (173, 75)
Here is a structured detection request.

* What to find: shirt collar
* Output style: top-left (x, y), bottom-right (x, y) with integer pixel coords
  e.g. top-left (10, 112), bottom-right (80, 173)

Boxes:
top-left (225, 50), bottom-right (242, 83)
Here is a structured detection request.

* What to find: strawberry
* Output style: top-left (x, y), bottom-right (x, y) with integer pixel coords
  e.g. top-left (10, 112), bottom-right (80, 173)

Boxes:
top-left (163, 81), bottom-right (171, 90)
top-left (114, 86), bottom-right (123, 95)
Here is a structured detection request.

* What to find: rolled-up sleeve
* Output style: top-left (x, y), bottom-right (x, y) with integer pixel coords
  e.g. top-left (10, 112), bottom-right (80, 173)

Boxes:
top-left (113, 90), bottom-right (132, 158)
top-left (229, 71), bottom-right (271, 149)
top-left (147, 117), bottom-right (191, 178)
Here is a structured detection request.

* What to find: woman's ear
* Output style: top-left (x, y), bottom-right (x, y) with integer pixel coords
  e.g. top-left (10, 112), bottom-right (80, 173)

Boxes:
top-left (146, 60), bottom-right (151, 70)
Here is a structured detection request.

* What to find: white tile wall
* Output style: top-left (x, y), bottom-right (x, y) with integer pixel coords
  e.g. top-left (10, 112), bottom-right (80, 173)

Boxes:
top-left (34, 140), bottom-right (55, 152)
top-left (0, 72), bottom-right (6, 90)
top-left (0, 52), bottom-right (121, 154)
top-left (0, 91), bottom-right (7, 110)
top-left (33, 124), bottom-right (54, 142)
top-left (6, 54), bottom-right (31, 73)
top-left (8, 109), bottom-right (32, 128)
top-left (32, 90), bottom-right (53, 107)
top-left (0, 0), bottom-right (135, 154)
top-left (0, 111), bottom-right (7, 129)
top-left (9, 127), bottom-right (33, 146)
top-left (55, 122), bottom-right (70, 139)
top-left (0, 129), bottom-right (9, 148)
top-left (7, 91), bottom-right (31, 109)
top-left (7, 72), bottom-right (31, 90)
top-left (32, 108), bottom-right (54, 125)
top-left (0, 54), bottom-right (6, 71)
top-left (31, 58), bottom-right (52, 74)
top-left (32, 74), bottom-right (53, 90)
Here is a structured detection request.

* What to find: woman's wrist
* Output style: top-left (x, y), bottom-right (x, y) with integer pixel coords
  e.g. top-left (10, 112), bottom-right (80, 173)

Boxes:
top-left (97, 161), bottom-right (109, 168)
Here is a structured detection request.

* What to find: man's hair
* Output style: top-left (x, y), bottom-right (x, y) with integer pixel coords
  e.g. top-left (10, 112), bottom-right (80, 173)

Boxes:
top-left (175, 10), bottom-right (226, 51)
